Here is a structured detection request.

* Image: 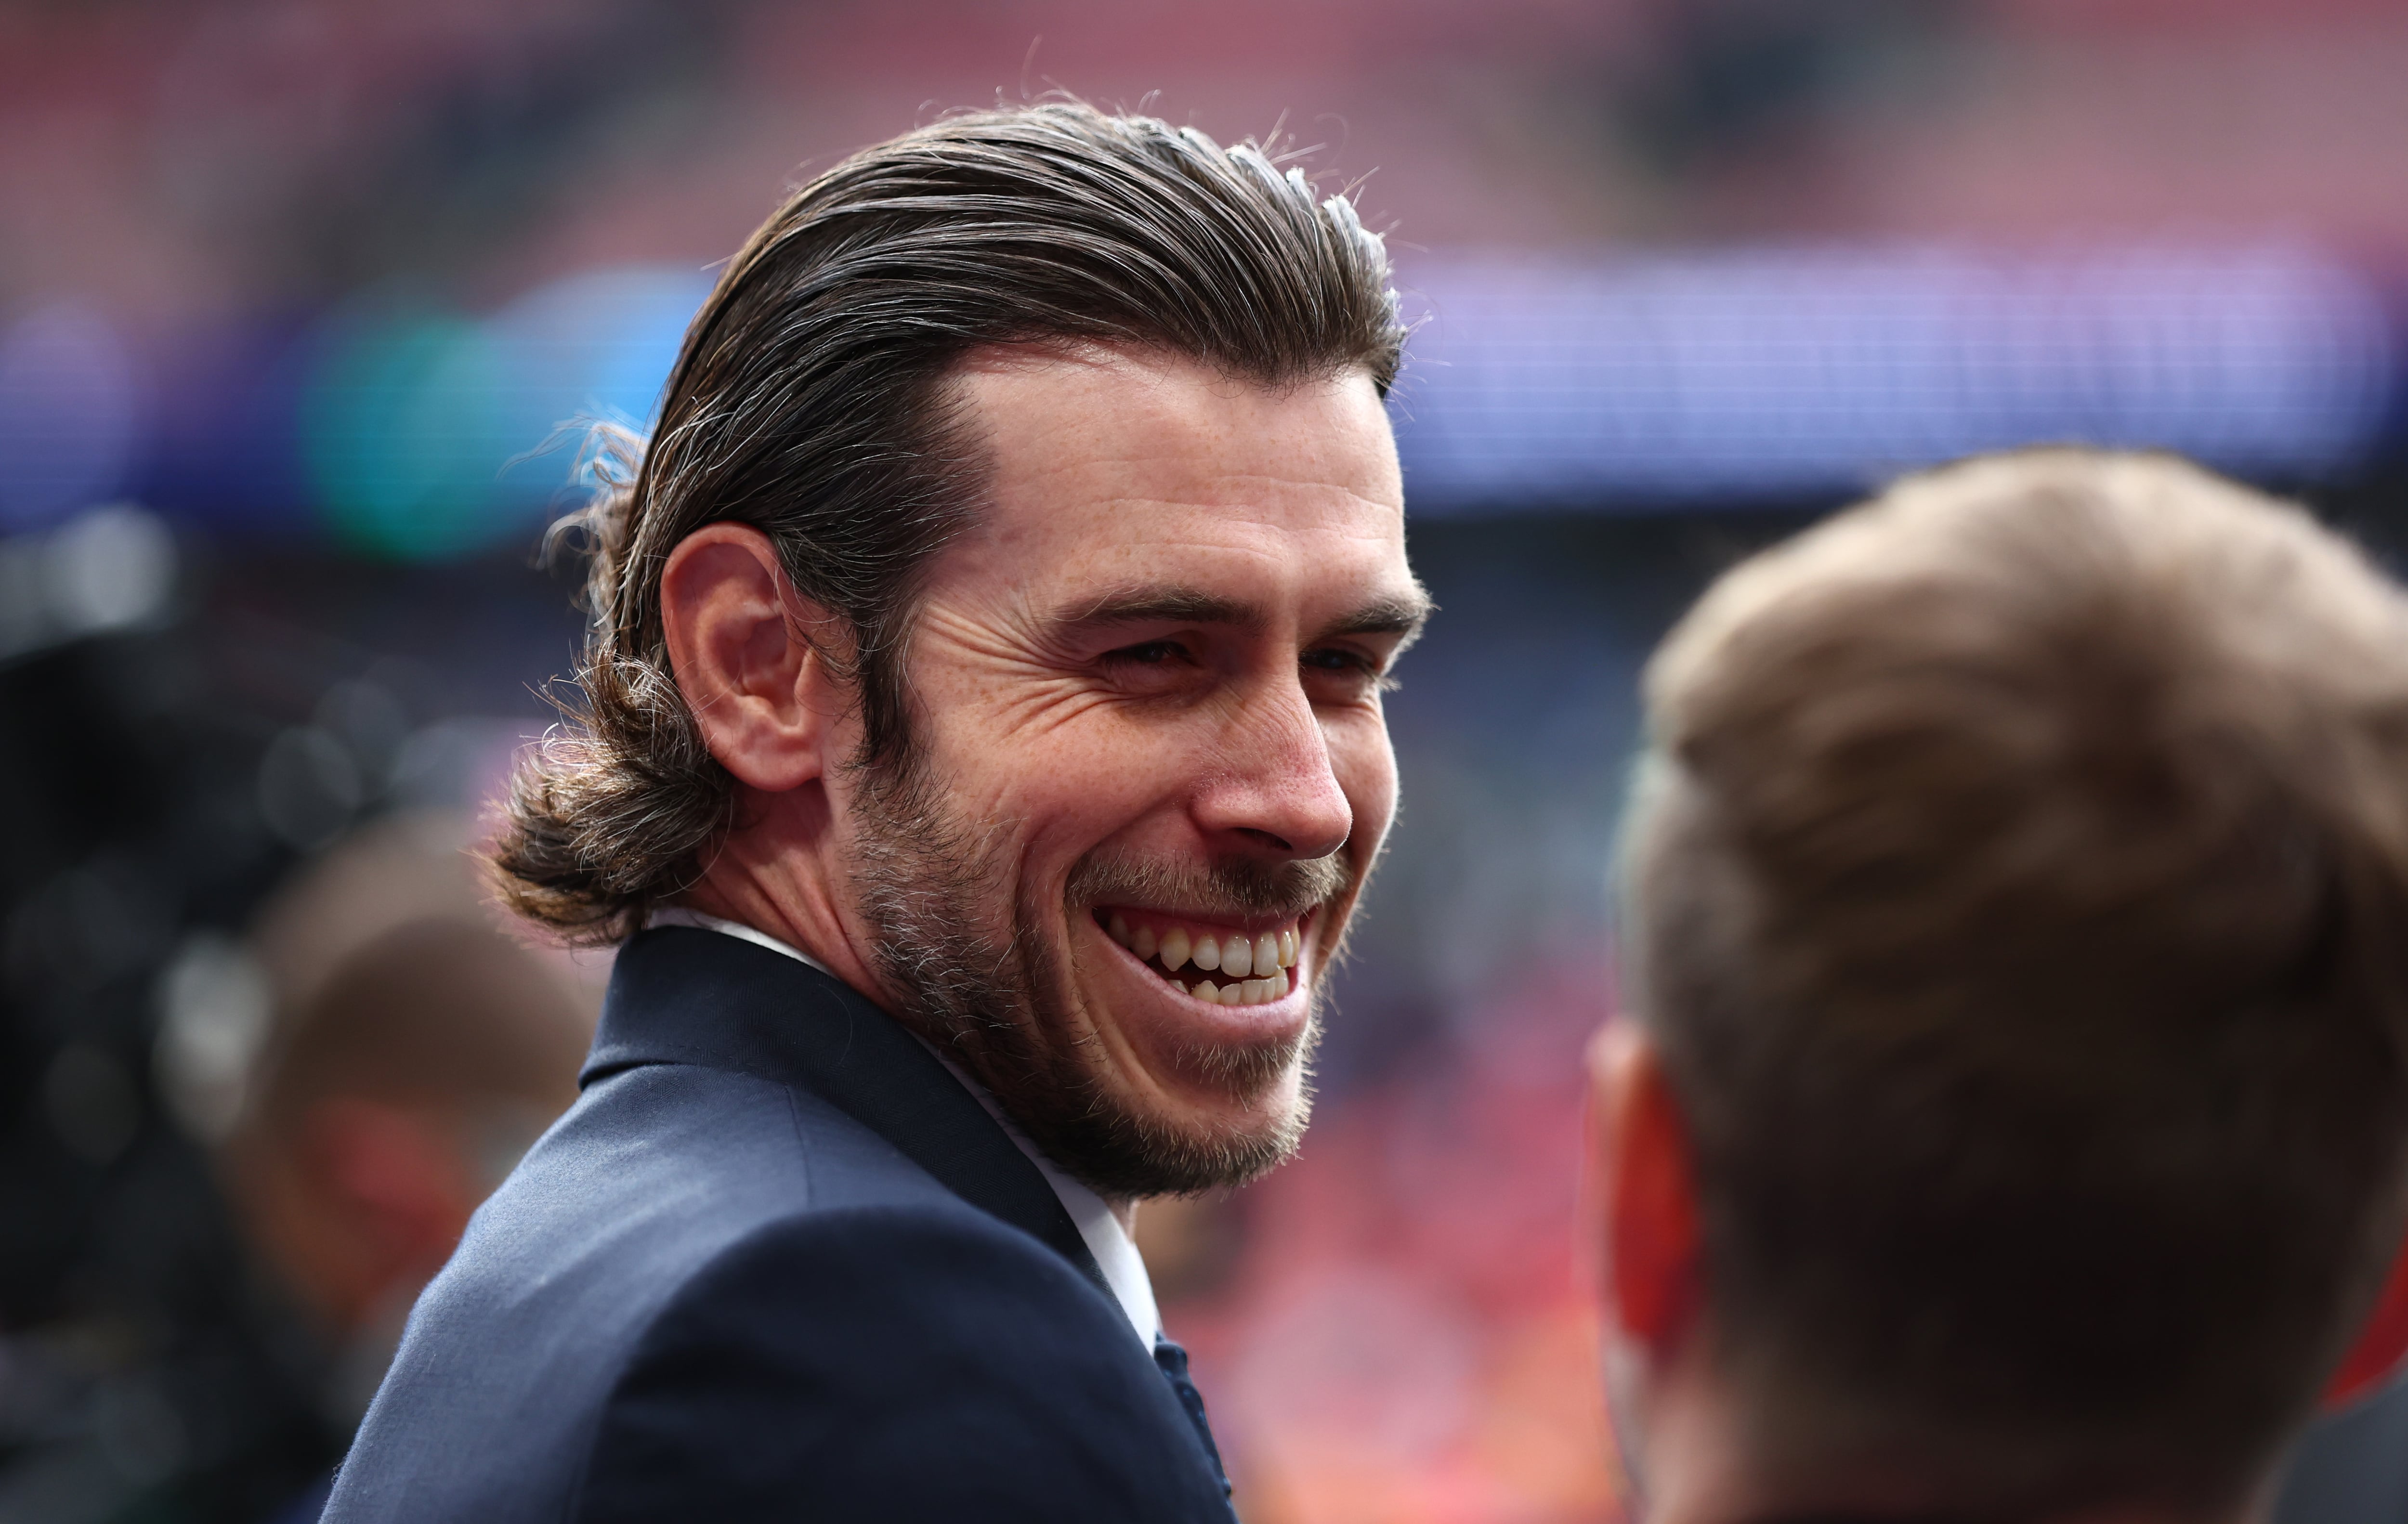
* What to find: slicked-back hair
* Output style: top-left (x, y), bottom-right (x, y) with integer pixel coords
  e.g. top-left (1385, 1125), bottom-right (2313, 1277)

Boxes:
top-left (489, 103), bottom-right (1405, 942)
top-left (1623, 450), bottom-right (2408, 1512)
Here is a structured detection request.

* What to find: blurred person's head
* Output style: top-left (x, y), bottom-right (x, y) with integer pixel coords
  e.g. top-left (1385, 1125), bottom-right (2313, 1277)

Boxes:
top-left (487, 102), bottom-right (1425, 1200)
top-left (1591, 449), bottom-right (2408, 1523)
top-left (224, 916), bottom-right (589, 1416)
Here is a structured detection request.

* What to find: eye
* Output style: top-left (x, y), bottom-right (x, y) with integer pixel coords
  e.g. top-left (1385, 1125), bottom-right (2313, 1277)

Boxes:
top-left (1302, 647), bottom-right (1394, 695)
top-left (1100, 638), bottom-right (1192, 668)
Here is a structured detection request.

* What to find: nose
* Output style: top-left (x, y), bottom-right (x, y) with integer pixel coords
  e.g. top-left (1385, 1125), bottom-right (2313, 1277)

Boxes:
top-left (1194, 678), bottom-right (1354, 862)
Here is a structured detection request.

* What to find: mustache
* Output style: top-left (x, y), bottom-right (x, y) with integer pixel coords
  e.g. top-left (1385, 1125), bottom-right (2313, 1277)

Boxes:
top-left (1063, 848), bottom-right (1351, 924)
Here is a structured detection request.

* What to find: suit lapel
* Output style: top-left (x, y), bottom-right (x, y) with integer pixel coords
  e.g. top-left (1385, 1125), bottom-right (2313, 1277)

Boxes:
top-left (586, 926), bottom-right (1110, 1298)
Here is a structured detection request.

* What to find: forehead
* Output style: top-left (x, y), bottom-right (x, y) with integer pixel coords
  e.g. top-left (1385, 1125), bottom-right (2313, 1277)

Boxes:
top-left (938, 345), bottom-right (1408, 600)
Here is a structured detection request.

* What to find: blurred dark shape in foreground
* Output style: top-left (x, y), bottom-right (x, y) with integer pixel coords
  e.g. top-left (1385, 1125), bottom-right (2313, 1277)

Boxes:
top-left (0, 508), bottom-right (594, 1523)
top-left (222, 827), bottom-right (594, 1523)
top-left (0, 508), bottom-right (320, 1524)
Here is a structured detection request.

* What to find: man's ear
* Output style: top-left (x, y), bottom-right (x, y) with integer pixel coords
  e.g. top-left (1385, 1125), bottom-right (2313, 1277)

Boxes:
top-left (2324, 1231), bottom-right (2408, 1408)
top-left (659, 523), bottom-right (842, 793)
top-left (1586, 1020), bottom-right (1704, 1353)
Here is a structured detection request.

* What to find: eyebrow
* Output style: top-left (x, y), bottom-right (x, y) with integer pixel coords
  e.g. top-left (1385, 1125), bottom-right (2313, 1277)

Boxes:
top-left (1050, 581), bottom-right (1435, 649)
top-left (1320, 589), bottom-right (1436, 649)
top-left (1061, 586), bottom-right (1266, 634)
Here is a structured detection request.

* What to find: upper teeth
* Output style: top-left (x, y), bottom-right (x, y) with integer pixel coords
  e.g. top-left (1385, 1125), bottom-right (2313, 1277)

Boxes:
top-left (1101, 912), bottom-right (1302, 1006)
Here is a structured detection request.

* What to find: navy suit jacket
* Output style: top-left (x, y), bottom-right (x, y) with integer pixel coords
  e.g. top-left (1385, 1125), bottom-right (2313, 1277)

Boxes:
top-left (322, 926), bottom-right (1237, 1522)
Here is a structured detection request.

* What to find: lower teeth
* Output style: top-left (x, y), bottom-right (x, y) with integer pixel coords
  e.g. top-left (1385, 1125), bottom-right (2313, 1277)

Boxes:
top-left (1175, 969), bottom-right (1289, 1006)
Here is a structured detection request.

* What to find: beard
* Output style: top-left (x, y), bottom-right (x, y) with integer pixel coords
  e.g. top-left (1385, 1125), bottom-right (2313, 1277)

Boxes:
top-left (847, 757), bottom-right (1353, 1199)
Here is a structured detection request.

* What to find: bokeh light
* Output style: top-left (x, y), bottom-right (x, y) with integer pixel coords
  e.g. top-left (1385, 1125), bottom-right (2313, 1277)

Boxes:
top-left (484, 264), bottom-right (715, 491)
top-left (0, 304), bottom-right (142, 534)
top-left (300, 304), bottom-right (525, 561)
top-left (298, 267), bottom-right (707, 561)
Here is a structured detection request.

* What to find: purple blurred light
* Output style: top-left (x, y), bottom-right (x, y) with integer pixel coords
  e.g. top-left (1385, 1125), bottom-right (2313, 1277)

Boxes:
top-left (0, 304), bottom-right (143, 532)
top-left (1389, 243), bottom-right (2397, 512)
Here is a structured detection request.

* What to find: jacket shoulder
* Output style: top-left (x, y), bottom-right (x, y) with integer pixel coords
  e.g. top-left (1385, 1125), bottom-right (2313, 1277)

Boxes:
top-left (572, 1204), bottom-right (1233, 1524)
top-left (324, 1061), bottom-right (962, 1523)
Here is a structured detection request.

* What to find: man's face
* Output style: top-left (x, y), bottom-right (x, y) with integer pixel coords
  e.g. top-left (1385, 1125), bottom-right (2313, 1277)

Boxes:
top-left (840, 345), bottom-right (1422, 1197)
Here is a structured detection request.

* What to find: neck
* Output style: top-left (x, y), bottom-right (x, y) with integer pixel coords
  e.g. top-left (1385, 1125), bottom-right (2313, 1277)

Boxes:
top-left (681, 784), bottom-right (891, 1010)
top-left (1627, 1346), bottom-right (2269, 1524)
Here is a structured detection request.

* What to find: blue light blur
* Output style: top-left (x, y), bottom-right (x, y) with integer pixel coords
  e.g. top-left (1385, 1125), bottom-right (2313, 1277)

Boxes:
top-left (1389, 244), bottom-right (2398, 513)
top-left (300, 303), bottom-right (522, 560)
top-left (295, 266), bottom-right (712, 560)
top-left (5, 247), bottom-right (2398, 556)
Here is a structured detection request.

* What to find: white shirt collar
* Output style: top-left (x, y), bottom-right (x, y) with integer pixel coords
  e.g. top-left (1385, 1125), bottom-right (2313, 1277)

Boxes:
top-left (916, 1044), bottom-right (1164, 1351)
top-left (648, 906), bottom-right (836, 976)
top-left (642, 909), bottom-right (1162, 1350)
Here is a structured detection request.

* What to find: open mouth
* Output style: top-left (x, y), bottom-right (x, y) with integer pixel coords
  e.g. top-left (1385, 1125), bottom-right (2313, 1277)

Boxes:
top-left (1095, 908), bottom-right (1307, 1007)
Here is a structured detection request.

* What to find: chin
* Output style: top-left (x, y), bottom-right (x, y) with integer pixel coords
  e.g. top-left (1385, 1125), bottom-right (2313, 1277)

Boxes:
top-left (1155, 1042), bottom-right (1313, 1139)
top-left (1046, 965), bottom-right (1324, 1198)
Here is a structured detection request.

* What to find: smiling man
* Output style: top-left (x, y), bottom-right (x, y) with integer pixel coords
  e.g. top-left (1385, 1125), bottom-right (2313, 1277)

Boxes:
top-left (320, 104), bottom-right (1422, 1523)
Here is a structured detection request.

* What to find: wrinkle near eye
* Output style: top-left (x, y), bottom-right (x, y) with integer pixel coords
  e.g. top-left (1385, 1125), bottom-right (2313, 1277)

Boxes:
top-left (985, 677), bottom-right (1135, 738)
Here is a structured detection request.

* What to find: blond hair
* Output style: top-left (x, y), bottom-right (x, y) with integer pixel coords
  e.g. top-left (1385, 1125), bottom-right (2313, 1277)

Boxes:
top-left (1625, 448), bottom-right (2408, 1509)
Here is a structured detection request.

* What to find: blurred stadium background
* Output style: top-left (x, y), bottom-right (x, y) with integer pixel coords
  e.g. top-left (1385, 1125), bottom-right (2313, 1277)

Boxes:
top-left (5, 2), bottom-right (2408, 1521)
